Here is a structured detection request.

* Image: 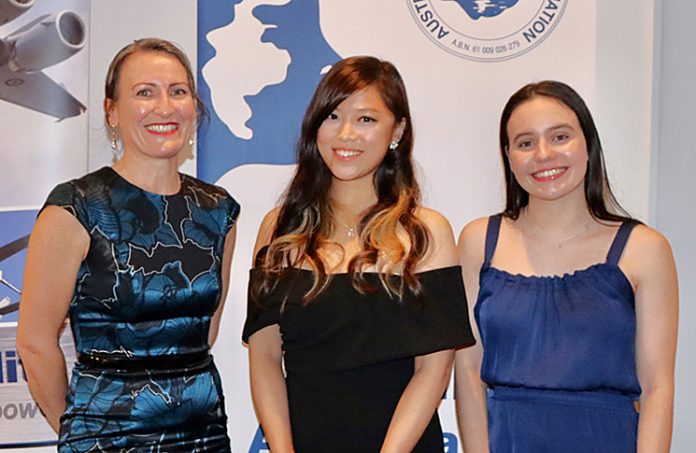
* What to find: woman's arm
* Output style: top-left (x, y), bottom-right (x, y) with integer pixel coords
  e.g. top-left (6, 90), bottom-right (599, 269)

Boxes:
top-left (380, 209), bottom-right (458, 452)
top-left (624, 226), bottom-right (678, 453)
top-left (209, 224), bottom-right (237, 346)
top-left (381, 349), bottom-right (454, 452)
top-left (455, 217), bottom-right (490, 453)
top-left (249, 325), bottom-right (294, 453)
top-left (16, 207), bottom-right (89, 433)
top-left (247, 208), bottom-right (294, 452)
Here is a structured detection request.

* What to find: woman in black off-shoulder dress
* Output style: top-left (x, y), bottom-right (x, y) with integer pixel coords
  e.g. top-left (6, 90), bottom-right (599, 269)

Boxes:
top-left (244, 56), bottom-right (474, 452)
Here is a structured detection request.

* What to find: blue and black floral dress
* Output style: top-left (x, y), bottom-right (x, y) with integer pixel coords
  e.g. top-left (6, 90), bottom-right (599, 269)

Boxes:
top-left (44, 167), bottom-right (239, 452)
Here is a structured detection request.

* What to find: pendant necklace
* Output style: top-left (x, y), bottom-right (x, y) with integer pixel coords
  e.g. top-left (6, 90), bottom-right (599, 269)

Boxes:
top-left (335, 218), bottom-right (358, 238)
top-left (523, 211), bottom-right (591, 249)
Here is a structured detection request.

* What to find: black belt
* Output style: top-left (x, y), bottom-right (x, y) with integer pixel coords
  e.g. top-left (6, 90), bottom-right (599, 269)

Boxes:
top-left (77, 351), bottom-right (211, 371)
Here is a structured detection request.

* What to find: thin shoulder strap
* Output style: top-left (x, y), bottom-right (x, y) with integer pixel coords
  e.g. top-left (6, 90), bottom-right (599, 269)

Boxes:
top-left (483, 214), bottom-right (503, 267)
top-left (606, 222), bottom-right (638, 265)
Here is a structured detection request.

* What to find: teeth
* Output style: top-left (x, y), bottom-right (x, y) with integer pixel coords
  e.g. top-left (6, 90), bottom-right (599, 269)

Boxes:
top-left (146, 124), bottom-right (177, 132)
top-left (534, 168), bottom-right (564, 178)
top-left (336, 149), bottom-right (361, 157)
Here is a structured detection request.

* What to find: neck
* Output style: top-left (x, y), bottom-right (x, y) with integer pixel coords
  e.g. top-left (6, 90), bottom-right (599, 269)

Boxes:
top-left (523, 191), bottom-right (594, 234)
top-left (329, 178), bottom-right (378, 215)
top-left (113, 150), bottom-right (180, 195)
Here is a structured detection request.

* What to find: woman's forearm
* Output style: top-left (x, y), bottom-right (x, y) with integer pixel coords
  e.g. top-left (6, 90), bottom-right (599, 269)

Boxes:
top-left (381, 350), bottom-right (454, 453)
top-left (637, 385), bottom-right (674, 453)
top-left (249, 352), bottom-right (295, 453)
top-left (455, 369), bottom-right (490, 453)
top-left (16, 342), bottom-right (68, 433)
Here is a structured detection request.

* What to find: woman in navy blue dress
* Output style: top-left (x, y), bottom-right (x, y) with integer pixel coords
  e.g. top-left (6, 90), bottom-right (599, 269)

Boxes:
top-left (455, 81), bottom-right (678, 452)
top-left (17, 39), bottom-right (238, 451)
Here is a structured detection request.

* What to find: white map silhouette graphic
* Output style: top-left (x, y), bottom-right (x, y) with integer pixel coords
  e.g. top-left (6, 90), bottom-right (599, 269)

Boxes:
top-left (203, 0), bottom-right (291, 140)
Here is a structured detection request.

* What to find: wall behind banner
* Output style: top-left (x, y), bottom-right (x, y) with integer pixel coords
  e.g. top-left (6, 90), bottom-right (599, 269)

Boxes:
top-left (653, 2), bottom-right (696, 452)
top-left (0, 0), bottom-right (678, 451)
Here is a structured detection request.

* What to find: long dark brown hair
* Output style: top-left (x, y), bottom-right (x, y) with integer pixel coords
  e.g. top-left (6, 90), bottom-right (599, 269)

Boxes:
top-left (499, 80), bottom-right (635, 222)
top-left (252, 56), bottom-right (429, 304)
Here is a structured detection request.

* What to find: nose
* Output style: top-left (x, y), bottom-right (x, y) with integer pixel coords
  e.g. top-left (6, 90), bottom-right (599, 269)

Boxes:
top-left (534, 138), bottom-right (554, 161)
top-left (154, 93), bottom-right (174, 117)
top-left (338, 121), bottom-right (355, 141)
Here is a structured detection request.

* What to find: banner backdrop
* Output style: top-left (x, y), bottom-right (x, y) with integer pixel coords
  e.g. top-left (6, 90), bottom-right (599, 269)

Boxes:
top-left (198, 1), bottom-right (596, 451)
top-left (0, 0), bottom-right (88, 449)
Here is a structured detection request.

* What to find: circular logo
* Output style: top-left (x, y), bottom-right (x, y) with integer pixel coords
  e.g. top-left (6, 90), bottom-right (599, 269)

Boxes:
top-left (407, 0), bottom-right (567, 62)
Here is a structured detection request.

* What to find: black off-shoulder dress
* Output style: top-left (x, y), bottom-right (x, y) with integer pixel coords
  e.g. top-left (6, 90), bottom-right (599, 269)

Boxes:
top-left (243, 266), bottom-right (474, 452)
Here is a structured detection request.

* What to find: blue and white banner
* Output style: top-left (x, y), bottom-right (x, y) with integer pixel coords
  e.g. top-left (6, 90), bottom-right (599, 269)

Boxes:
top-left (198, 1), bottom-right (596, 451)
top-left (0, 0), bottom-right (88, 448)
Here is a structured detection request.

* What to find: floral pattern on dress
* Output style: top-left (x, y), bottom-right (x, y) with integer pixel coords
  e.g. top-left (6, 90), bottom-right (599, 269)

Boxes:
top-left (44, 167), bottom-right (239, 452)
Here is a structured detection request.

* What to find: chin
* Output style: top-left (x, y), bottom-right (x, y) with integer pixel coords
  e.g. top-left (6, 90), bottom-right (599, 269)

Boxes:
top-left (532, 188), bottom-right (582, 202)
top-left (147, 145), bottom-right (185, 159)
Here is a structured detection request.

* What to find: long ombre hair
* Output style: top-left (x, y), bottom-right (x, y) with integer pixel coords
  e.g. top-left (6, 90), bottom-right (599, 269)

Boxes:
top-left (499, 81), bottom-right (635, 223)
top-left (252, 56), bottom-right (429, 304)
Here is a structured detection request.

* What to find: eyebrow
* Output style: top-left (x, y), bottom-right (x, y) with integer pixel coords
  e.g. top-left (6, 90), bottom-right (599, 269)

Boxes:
top-left (511, 123), bottom-right (575, 142)
top-left (131, 81), bottom-right (189, 89)
top-left (333, 106), bottom-right (381, 113)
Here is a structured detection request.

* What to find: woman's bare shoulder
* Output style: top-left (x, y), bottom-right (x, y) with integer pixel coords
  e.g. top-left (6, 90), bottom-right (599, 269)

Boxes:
top-left (414, 207), bottom-right (457, 269)
top-left (623, 223), bottom-right (674, 267)
top-left (253, 207), bottom-right (281, 256)
top-left (457, 216), bottom-right (491, 263)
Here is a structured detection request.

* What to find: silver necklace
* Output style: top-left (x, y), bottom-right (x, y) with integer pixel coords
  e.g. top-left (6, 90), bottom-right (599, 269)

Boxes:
top-left (335, 218), bottom-right (358, 238)
top-left (523, 212), bottom-right (591, 249)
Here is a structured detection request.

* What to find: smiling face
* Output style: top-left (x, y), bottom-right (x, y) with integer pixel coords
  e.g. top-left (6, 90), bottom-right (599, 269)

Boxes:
top-left (106, 51), bottom-right (196, 162)
top-left (506, 96), bottom-right (588, 203)
top-left (316, 85), bottom-right (405, 185)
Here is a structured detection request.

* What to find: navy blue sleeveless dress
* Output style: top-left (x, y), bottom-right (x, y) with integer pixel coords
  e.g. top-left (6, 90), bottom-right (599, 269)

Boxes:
top-left (43, 167), bottom-right (239, 452)
top-left (476, 215), bottom-right (640, 453)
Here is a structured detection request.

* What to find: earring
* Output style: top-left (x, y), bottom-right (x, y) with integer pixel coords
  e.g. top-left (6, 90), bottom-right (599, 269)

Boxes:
top-left (110, 129), bottom-right (118, 150)
top-left (389, 140), bottom-right (399, 150)
top-left (188, 137), bottom-right (194, 147)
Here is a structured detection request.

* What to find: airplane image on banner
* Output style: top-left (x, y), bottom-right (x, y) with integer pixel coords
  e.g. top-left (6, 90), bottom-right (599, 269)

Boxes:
top-left (0, 234), bottom-right (28, 319)
top-left (0, 0), bottom-right (86, 119)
